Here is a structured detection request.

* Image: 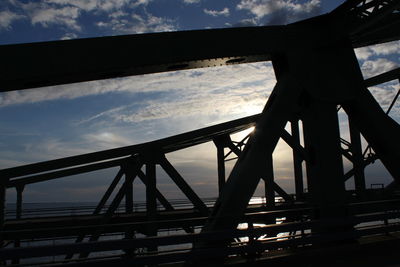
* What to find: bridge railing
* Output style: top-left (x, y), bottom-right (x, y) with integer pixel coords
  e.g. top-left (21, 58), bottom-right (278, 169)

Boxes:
top-left (0, 198), bottom-right (399, 266)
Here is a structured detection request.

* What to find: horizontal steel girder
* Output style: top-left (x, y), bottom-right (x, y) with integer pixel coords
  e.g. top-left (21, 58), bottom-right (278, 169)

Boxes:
top-left (1, 0), bottom-right (399, 92)
top-left (0, 114), bottom-right (259, 180)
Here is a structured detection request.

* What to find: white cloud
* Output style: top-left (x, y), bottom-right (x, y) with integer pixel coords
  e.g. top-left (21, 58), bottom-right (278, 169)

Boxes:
top-left (96, 12), bottom-right (177, 34)
top-left (0, 63), bottom-right (274, 108)
top-left (31, 6), bottom-right (80, 30)
top-left (236, 0), bottom-right (321, 24)
top-left (6, 0), bottom-right (153, 33)
top-left (23, 138), bottom-right (91, 160)
top-left (71, 63), bottom-right (275, 127)
top-left (0, 63), bottom-right (275, 172)
top-left (130, 0), bottom-right (152, 8)
top-left (11, 2), bottom-right (82, 31)
top-left (15, 130), bottom-right (134, 162)
top-left (354, 47), bottom-right (373, 60)
top-left (45, 0), bottom-right (131, 12)
top-left (370, 41), bottom-right (400, 56)
top-left (361, 58), bottom-right (398, 78)
top-left (204, 7), bottom-right (230, 17)
top-left (237, 0), bottom-right (282, 18)
top-left (109, 10), bottom-right (128, 18)
top-left (355, 41), bottom-right (400, 61)
top-left (183, 0), bottom-right (201, 4)
top-left (368, 81), bottom-right (400, 113)
top-left (60, 32), bottom-right (78, 40)
top-left (0, 10), bottom-right (24, 30)
top-left (233, 18), bottom-right (258, 27)
top-left (83, 132), bottom-right (133, 148)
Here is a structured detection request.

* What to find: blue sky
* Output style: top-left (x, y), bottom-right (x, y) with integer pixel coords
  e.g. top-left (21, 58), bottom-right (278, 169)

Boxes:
top-left (0, 0), bottom-right (399, 203)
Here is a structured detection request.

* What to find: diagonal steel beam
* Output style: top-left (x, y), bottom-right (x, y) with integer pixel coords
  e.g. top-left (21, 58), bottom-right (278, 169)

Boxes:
top-left (158, 156), bottom-right (209, 216)
top-left (273, 182), bottom-right (294, 203)
top-left (201, 73), bottom-right (302, 235)
top-left (77, 161), bottom-right (143, 259)
top-left (342, 88), bottom-right (400, 183)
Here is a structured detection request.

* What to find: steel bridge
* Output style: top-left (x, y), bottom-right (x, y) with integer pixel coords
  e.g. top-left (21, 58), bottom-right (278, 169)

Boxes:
top-left (1, 0), bottom-right (400, 266)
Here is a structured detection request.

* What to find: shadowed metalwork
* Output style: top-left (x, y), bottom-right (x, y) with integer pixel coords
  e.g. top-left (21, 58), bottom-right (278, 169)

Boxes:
top-left (1, 0), bottom-right (400, 266)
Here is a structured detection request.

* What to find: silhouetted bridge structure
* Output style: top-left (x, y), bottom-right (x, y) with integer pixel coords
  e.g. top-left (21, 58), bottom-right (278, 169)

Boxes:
top-left (1, 0), bottom-right (400, 266)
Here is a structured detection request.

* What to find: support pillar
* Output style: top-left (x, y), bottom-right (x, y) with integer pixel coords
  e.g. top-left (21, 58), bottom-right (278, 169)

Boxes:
top-left (0, 179), bottom-right (7, 248)
top-left (291, 119), bottom-right (304, 200)
top-left (125, 173), bottom-right (134, 214)
top-left (16, 185), bottom-right (24, 220)
top-left (349, 118), bottom-right (366, 198)
top-left (12, 185), bottom-right (24, 264)
top-left (146, 161), bottom-right (157, 252)
top-left (263, 154), bottom-right (275, 208)
top-left (124, 167), bottom-right (135, 256)
top-left (302, 99), bottom-right (347, 225)
top-left (216, 145), bottom-right (225, 194)
top-left (213, 135), bottom-right (242, 195)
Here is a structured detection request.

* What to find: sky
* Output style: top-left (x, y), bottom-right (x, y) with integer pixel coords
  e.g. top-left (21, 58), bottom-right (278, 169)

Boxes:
top-left (0, 0), bottom-right (399, 203)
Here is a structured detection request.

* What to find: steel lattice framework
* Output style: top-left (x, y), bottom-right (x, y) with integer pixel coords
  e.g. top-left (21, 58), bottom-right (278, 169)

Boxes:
top-left (0, 0), bottom-right (400, 266)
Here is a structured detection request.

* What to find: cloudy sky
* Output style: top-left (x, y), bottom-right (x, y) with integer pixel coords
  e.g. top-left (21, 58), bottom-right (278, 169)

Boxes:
top-left (0, 0), bottom-right (399, 203)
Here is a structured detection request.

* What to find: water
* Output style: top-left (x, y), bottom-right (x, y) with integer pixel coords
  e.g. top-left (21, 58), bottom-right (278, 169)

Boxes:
top-left (5, 196), bottom-right (279, 219)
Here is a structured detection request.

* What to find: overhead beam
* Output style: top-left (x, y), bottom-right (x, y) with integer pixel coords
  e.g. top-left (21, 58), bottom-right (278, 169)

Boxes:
top-left (0, 26), bottom-right (287, 92)
top-left (364, 67), bottom-right (400, 87)
top-left (351, 14), bottom-right (400, 47)
top-left (1, 8), bottom-right (394, 92)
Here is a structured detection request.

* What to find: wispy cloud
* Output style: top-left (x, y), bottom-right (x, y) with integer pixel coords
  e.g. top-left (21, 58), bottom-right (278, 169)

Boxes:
top-left (368, 81), bottom-right (400, 115)
top-left (4, 0), bottom-right (167, 36)
top-left (60, 32), bottom-right (78, 40)
top-left (0, 63), bottom-right (275, 170)
top-left (355, 40), bottom-right (400, 61)
top-left (96, 12), bottom-right (177, 34)
top-left (236, 0), bottom-right (321, 25)
top-left (32, 6), bottom-right (81, 30)
top-left (182, 0), bottom-right (201, 4)
top-left (67, 64), bottom-right (275, 146)
top-left (7, 1), bottom-right (82, 31)
top-left (43, 0), bottom-right (132, 12)
top-left (0, 62), bottom-right (274, 107)
top-left (204, 7), bottom-right (230, 17)
top-left (83, 132), bottom-right (134, 148)
top-left (361, 58), bottom-right (398, 79)
top-left (0, 10), bottom-right (25, 30)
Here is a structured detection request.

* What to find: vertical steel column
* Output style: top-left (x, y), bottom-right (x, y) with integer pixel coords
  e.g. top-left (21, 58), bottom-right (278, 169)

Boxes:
top-left (0, 179), bottom-right (7, 249)
top-left (216, 145), bottom-right (225, 194)
top-left (263, 154), bottom-right (275, 208)
top-left (124, 166), bottom-right (135, 254)
top-left (302, 100), bottom-right (347, 222)
top-left (0, 181), bottom-right (5, 267)
top-left (349, 118), bottom-right (366, 198)
top-left (213, 135), bottom-right (242, 194)
top-left (125, 173), bottom-right (134, 214)
top-left (291, 119), bottom-right (304, 200)
top-left (16, 186), bottom-right (24, 220)
top-left (146, 161), bottom-right (157, 252)
top-left (12, 185), bottom-right (24, 264)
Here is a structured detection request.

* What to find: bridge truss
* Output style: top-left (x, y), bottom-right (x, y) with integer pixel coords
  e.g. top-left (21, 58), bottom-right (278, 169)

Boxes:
top-left (1, 0), bottom-right (400, 266)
